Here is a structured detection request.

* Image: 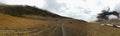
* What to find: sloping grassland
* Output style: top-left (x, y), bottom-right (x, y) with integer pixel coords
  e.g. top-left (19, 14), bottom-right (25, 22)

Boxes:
top-left (0, 5), bottom-right (120, 36)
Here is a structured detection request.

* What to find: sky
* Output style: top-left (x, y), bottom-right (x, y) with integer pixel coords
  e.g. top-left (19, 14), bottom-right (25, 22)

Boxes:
top-left (0, 0), bottom-right (120, 22)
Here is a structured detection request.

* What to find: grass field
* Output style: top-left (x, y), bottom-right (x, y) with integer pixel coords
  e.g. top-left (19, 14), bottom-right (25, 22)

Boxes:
top-left (0, 13), bottom-right (120, 36)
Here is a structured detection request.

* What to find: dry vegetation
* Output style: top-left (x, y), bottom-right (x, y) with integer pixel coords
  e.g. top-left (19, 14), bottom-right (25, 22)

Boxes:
top-left (0, 5), bottom-right (120, 36)
top-left (0, 13), bottom-right (120, 36)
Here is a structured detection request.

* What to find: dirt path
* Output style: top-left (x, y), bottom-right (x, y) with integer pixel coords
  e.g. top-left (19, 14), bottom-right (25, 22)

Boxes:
top-left (61, 23), bottom-right (66, 36)
top-left (61, 19), bottom-right (67, 36)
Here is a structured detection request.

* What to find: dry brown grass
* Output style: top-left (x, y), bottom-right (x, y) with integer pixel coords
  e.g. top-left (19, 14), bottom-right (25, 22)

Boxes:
top-left (64, 21), bottom-right (120, 36)
top-left (0, 13), bottom-right (50, 29)
top-left (0, 13), bottom-right (58, 35)
top-left (0, 13), bottom-right (120, 36)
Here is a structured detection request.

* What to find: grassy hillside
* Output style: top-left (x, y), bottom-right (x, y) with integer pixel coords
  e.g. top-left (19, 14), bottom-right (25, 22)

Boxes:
top-left (0, 5), bottom-right (120, 36)
top-left (0, 5), bottom-right (67, 18)
top-left (0, 13), bottom-right (120, 36)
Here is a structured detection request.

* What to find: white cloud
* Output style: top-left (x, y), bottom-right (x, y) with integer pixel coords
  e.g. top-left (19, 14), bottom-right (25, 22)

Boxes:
top-left (108, 15), bottom-right (118, 19)
top-left (4, 0), bottom-right (45, 8)
top-left (43, 0), bottom-right (120, 22)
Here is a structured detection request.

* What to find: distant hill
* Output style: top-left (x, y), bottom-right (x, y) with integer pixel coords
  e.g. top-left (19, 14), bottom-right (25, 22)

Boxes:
top-left (0, 5), bottom-right (68, 18)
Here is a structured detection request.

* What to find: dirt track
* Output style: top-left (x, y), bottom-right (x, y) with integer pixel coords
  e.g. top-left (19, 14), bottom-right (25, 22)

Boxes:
top-left (0, 13), bottom-right (120, 36)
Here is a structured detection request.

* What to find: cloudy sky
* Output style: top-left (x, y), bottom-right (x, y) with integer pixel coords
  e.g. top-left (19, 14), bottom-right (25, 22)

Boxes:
top-left (0, 0), bottom-right (120, 22)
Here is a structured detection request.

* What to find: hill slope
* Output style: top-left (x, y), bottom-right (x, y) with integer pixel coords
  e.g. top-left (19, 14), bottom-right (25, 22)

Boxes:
top-left (0, 13), bottom-right (120, 36)
top-left (0, 5), bottom-right (120, 36)
top-left (0, 5), bottom-right (67, 18)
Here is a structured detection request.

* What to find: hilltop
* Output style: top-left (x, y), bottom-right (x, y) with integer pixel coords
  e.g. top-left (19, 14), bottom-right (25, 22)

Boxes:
top-left (0, 5), bottom-right (68, 18)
